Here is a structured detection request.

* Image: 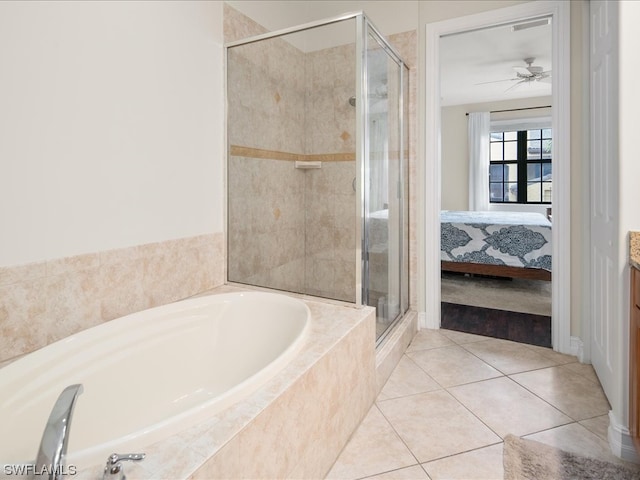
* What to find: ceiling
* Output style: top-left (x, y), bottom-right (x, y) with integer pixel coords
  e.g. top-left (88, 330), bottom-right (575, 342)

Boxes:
top-left (226, 1), bottom-right (419, 37)
top-left (440, 17), bottom-right (552, 106)
top-left (226, 1), bottom-right (552, 106)
top-left (226, 1), bottom-right (419, 53)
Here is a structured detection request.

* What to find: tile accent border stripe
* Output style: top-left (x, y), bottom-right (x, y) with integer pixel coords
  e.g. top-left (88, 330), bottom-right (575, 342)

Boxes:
top-left (230, 145), bottom-right (355, 162)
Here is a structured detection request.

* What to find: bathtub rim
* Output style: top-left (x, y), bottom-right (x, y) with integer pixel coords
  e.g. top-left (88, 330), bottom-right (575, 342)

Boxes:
top-left (0, 290), bottom-right (312, 469)
top-left (66, 284), bottom-right (377, 479)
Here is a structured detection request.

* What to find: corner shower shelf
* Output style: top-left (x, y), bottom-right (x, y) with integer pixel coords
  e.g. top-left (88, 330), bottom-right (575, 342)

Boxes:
top-left (294, 161), bottom-right (321, 169)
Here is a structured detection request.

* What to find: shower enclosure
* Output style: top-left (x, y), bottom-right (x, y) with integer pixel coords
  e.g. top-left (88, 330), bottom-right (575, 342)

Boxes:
top-left (226, 13), bottom-right (409, 342)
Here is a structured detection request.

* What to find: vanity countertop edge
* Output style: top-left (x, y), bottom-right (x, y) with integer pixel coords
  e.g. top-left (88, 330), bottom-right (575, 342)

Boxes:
top-left (631, 231), bottom-right (640, 270)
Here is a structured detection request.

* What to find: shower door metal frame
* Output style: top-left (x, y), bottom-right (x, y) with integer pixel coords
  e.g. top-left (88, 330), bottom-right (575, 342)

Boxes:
top-left (355, 15), bottom-right (365, 307)
top-left (225, 11), bottom-right (363, 306)
top-left (225, 11), bottom-right (363, 49)
top-left (224, 12), bottom-right (409, 326)
top-left (357, 15), bottom-right (410, 344)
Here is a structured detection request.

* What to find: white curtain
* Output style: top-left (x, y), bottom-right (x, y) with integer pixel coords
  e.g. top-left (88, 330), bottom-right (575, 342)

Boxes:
top-left (468, 112), bottom-right (490, 211)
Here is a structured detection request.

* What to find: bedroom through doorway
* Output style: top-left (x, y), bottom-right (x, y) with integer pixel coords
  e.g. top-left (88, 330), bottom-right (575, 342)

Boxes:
top-left (438, 16), bottom-right (554, 347)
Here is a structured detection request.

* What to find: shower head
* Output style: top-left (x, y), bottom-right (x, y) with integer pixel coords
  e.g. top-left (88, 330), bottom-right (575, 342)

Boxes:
top-left (348, 96), bottom-right (356, 107)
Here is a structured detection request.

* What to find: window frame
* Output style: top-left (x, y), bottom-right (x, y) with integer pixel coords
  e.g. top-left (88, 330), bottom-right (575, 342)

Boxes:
top-left (489, 122), bottom-right (552, 205)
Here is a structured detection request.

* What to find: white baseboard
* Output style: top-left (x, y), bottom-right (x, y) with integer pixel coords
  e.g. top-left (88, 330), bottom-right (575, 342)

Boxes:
top-left (608, 411), bottom-right (640, 463)
top-left (417, 311), bottom-right (425, 329)
top-left (570, 336), bottom-right (585, 362)
top-left (419, 311), bottom-right (440, 330)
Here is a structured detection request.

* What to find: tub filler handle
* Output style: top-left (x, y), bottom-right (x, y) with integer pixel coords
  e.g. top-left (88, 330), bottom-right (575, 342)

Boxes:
top-left (103, 453), bottom-right (146, 480)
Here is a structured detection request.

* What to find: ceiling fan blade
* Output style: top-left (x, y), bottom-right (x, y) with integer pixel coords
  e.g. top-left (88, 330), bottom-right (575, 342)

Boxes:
top-left (540, 76), bottom-right (552, 84)
top-left (475, 78), bottom-right (519, 85)
top-left (513, 66), bottom-right (532, 76)
top-left (505, 79), bottom-right (527, 92)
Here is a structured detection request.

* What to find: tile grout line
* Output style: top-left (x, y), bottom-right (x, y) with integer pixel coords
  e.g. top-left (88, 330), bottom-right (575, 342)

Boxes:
top-left (506, 370), bottom-right (598, 423)
top-left (449, 338), bottom-right (588, 428)
top-left (377, 333), bottom-right (506, 473)
top-left (343, 329), bottom-right (613, 480)
top-left (371, 402), bottom-right (424, 474)
top-left (405, 331), bottom-right (575, 448)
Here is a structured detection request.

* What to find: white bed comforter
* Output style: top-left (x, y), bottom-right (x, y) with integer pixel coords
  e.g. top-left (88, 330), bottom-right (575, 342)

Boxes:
top-left (440, 210), bottom-right (552, 271)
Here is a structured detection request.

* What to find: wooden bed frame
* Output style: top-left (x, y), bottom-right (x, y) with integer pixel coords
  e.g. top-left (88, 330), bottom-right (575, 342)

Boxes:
top-left (441, 260), bottom-right (551, 281)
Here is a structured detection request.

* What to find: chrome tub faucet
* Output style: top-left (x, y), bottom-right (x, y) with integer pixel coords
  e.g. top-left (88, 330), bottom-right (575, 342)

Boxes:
top-left (35, 384), bottom-right (83, 480)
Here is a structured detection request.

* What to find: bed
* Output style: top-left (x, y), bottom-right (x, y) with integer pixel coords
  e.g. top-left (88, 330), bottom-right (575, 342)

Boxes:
top-left (441, 210), bottom-right (552, 281)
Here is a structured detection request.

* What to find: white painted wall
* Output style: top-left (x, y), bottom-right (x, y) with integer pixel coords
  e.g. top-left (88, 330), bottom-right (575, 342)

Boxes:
top-left (619, 1), bottom-right (640, 281)
top-left (0, 1), bottom-right (225, 267)
top-left (616, 0), bottom-right (640, 438)
top-left (441, 96), bottom-right (552, 215)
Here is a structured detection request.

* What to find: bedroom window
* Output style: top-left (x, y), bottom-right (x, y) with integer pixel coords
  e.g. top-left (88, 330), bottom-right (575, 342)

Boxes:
top-left (489, 128), bottom-right (552, 204)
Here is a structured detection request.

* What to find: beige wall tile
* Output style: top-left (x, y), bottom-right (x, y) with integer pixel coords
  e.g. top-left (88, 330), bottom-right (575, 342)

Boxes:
top-left (46, 252), bottom-right (100, 277)
top-left (0, 279), bottom-right (48, 358)
top-left (99, 258), bottom-right (148, 321)
top-left (0, 261), bottom-right (46, 287)
top-left (45, 267), bottom-right (104, 339)
top-left (0, 233), bottom-right (224, 363)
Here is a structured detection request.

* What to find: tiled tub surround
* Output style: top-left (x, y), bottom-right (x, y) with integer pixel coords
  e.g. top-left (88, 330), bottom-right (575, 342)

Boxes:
top-left (2, 291), bottom-right (312, 470)
top-left (0, 233), bottom-right (224, 364)
top-left (67, 285), bottom-right (377, 480)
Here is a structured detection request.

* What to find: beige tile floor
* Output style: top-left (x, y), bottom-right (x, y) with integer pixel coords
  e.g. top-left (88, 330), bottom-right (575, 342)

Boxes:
top-left (326, 329), bottom-right (620, 480)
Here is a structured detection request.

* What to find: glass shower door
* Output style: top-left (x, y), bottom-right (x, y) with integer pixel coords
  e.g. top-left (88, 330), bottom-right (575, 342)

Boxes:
top-left (363, 27), bottom-right (405, 341)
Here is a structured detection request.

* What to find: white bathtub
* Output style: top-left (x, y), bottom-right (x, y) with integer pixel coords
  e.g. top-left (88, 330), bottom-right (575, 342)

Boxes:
top-left (0, 291), bottom-right (310, 471)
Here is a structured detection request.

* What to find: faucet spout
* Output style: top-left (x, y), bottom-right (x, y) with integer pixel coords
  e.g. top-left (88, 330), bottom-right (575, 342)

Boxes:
top-left (35, 384), bottom-right (84, 480)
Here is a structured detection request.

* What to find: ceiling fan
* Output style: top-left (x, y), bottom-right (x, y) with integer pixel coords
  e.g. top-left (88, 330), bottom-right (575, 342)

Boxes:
top-left (478, 57), bottom-right (552, 91)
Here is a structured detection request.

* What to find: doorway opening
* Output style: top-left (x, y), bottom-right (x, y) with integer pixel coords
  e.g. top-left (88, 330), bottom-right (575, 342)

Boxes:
top-left (423, 1), bottom-right (571, 353)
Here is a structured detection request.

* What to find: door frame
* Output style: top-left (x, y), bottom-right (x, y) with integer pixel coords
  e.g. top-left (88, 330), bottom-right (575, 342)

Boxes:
top-left (422, 0), bottom-right (572, 354)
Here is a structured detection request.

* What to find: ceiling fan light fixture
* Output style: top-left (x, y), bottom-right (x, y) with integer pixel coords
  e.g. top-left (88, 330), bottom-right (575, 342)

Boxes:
top-left (511, 18), bottom-right (551, 32)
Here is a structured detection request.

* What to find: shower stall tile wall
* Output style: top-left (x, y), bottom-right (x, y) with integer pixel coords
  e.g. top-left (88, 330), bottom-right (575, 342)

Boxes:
top-left (228, 156), bottom-right (306, 292)
top-left (0, 233), bottom-right (224, 364)
top-left (225, 7), bottom-right (411, 341)
top-left (304, 42), bottom-right (357, 302)
top-left (226, 8), bottom-right (358, 303)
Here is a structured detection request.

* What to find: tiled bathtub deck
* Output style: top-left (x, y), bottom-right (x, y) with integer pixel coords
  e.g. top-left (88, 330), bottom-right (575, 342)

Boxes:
top-left (327, 329), bottom-right (623, 480)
